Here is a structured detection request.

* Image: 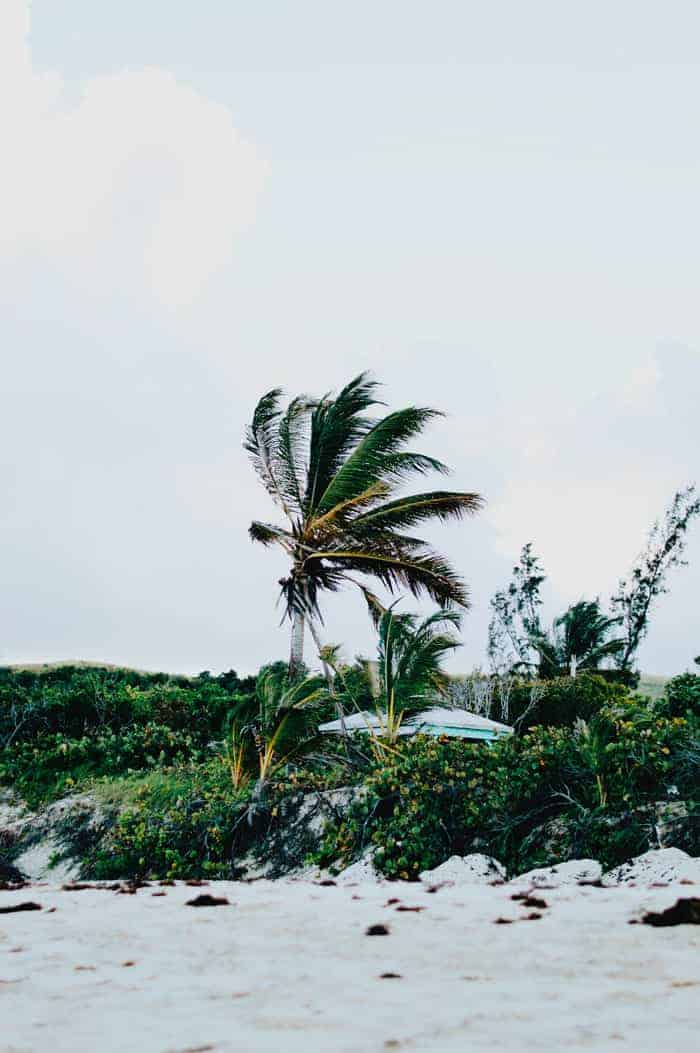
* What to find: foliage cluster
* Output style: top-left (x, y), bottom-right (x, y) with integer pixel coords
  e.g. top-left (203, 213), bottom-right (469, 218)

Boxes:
top-left (0, 724), bottom-right (210, 806)
top-left (449, 672), bottom-right (628, 732)
top-left (89, 762), bottom-right (247, 880)
top-left (0, 665), bottom-right (254, 803)
top-left (2, 661), bottom-right (699, 884)
top-left (316, 697), bottom-right (698, 879)
top-left (504, 674), bottom-right (628, 731)
top-left (662, 672), bottom-right (700, 720)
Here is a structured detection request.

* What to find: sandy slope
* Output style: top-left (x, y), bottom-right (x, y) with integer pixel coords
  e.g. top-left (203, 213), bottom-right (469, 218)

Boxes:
top-left (1, 878), bottom-right (698, 1053)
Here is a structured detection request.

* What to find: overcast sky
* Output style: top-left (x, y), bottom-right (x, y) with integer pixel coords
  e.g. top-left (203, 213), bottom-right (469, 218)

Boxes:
top-left (2, 0), bottom-right (699, 676)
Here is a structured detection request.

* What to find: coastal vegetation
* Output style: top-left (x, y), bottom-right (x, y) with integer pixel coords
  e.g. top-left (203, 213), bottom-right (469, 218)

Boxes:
top-left (1, 663), bottom-right (697, 883)
top-left (1, 375), bottom-right (698, 885)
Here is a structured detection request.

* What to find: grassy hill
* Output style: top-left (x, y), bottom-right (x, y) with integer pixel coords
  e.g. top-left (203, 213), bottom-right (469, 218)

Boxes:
top-left (2, 660), bottom-right (190, 676)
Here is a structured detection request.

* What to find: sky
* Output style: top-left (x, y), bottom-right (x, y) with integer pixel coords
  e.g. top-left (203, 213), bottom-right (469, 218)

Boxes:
top-left (1, 0), bottom-right (699, 676)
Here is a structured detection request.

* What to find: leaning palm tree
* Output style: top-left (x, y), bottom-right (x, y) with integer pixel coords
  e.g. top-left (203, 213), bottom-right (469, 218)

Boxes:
top-left (245, 373), bottom-right (482, 674)
top-left (529, 600), bottom-right (625, 678)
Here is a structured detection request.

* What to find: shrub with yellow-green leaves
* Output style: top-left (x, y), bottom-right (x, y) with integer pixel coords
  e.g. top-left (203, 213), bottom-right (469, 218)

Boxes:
top-left (316, 701), bottom-right (698, 879)
top-left (89, 761), bottom-right (248, 880)
top-left (0, 724), bottom-right (209, 806)
top-left (316, 738), bottom-right (507, 880)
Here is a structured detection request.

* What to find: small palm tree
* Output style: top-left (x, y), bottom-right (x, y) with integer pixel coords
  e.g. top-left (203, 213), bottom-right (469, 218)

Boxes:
top-left (227, 666), bottom-right (329, 786)
top-left (245, 373), bottom-right (482, 675)
top-left (373, 605), bottom-right (462, 745)
top-left (529, 600), bottom-right (624, 679)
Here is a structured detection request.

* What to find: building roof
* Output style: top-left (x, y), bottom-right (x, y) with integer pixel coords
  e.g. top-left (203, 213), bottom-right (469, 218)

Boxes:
top-left (410, 707), bottom-right (512, 734)
top-left (318, 707), bottom-right (512, 738)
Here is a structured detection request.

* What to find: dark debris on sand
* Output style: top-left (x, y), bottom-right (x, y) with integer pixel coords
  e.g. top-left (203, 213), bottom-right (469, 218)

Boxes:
top-left (186, 894), bottom-right (230, 907)
top-left (366, 923), bottom-right (390, 936)
top-left (642, 898), bottom-right (700, 927)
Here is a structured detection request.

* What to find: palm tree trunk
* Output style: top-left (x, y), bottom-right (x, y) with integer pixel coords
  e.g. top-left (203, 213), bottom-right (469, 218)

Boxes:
top-left (307, 618), bottom-right (335, 691)
top-left (289, 611), bottom-right (305, 678)
top-left (307, 618), bottom-right (349, 739)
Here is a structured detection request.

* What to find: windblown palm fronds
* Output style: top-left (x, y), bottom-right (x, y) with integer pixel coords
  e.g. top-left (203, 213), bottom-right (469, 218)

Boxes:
top-left (227, 666), bottom-right (329, 784)
top-left (357, 602), bottom-right (461, 749)
top-left (529, 600), bottom-right (625, 678)
top-left (245, 373), bottom-right (482, 672)
top-left (374, 605), bottom-right (462, 744)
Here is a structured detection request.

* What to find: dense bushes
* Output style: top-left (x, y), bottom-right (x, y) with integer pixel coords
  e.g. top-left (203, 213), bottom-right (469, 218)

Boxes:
top-left (663, 673), bottom-right (700, 719)
top-left (0, 665), bottom-right (254, 747)
top-left (0, 665), bottom-right (255, 802)
top-left (0, 724), bottom-right (212, 805)
top-left (503, 674), bottom-right (627, 731)
top-left (317, 699), bottom-right (699, 878)
top-left (316, 738), bottom-right (505, 880)
top-left (2, 662), bottom-right (698, 882)
top-left (89, 762), bottom-right (246, 880)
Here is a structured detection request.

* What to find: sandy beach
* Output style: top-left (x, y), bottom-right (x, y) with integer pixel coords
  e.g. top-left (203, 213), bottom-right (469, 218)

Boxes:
top-left (1, 876), bottom-right (698, 1053)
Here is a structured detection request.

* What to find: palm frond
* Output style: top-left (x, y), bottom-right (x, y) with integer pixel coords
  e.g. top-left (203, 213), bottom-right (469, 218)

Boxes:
top-left (305, 373), bottom-right (382, 514)
top-left (376, 452), bottom-right (450, 482)
top-left (376, 606), bottom-right (462, 725)
top-left (249, 521), bottom-right (294, 549)
top-left (307, 481), bottom-right (390, 537)
top-left (315, 407), bottom-right (445, 514)
top-left (580, 639), bottom-right (626, 668)
top-left (394, 610), bottom-right (462, 700)
top-left (530, 599), bottom-right (626, 675)
top-left (244, 389), bottom-right (286, 509)
top-left (358, 585), bottom-right (388, 628)
top-left (256, 667), bottom-right (327, 726)
top-left (276, 396), bottom-right (315, 515)
top-left (353, 491), bottom-right (483, 531)
top-left (307, 544), bottom-right (470, 608)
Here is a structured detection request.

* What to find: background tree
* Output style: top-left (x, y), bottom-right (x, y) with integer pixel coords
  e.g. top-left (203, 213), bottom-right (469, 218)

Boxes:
top-left (611, 484), bottom-right (700, 673)
top-left (528, 600), bottom-right (624, 678)
top-left (245, 373), bottom-right (482, 675)
top-left (487, 543), bottom-right (546, 674)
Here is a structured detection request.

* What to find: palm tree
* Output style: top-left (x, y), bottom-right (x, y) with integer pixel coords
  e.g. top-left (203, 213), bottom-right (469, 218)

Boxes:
top-left (529, 600), bottom-right (625, 679)
top-left (226, 665), bottom-right (329, 787)
top-left (373, 605), bottom-right (462, 744)
top-left (245, 373), bottom-right (482, 675)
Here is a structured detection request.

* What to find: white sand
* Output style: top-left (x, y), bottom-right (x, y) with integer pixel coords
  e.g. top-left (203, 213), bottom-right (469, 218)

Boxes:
top-left (1, 878), bottom-right (698, 1053)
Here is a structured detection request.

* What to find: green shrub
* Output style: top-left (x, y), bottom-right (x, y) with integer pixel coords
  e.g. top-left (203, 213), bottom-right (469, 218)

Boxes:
top-left (0, 723), bottom-right (211, 806)
top-left (316, 702), bottom-right (698, 879)
top-left (0, 664), bottom-right (257, 804)
top-left (0, 665), bottom-right (253, 748)
top-left (90, 761), bottom-right (247, 880)
top-left (663, 673), bottom-right (700, 720)
top-left (505, 674), bottom-right (627, 731)
top-left (315, 737), bottom-right (506, 880)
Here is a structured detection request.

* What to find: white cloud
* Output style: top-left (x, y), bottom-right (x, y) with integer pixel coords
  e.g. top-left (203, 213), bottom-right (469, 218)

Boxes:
top-left (0, 0), bottom-right (266, 307)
